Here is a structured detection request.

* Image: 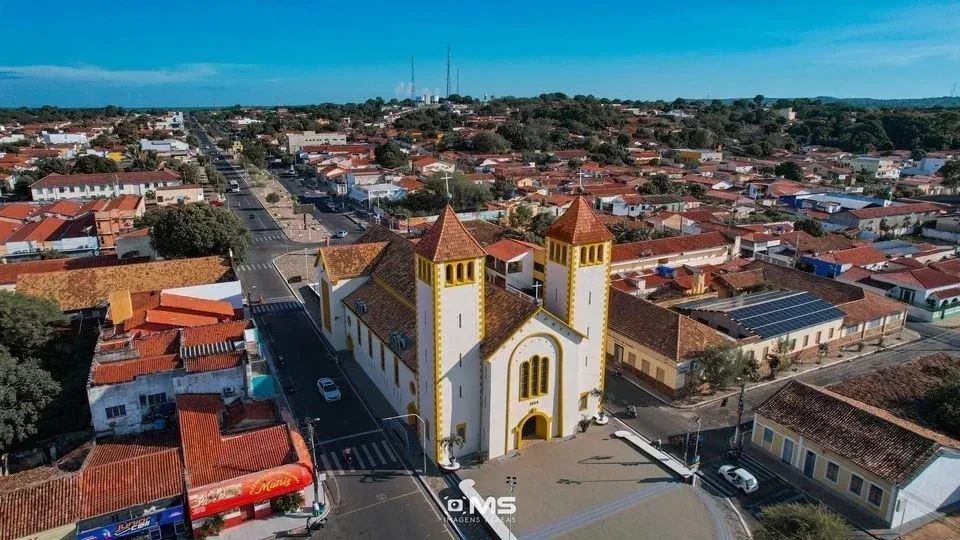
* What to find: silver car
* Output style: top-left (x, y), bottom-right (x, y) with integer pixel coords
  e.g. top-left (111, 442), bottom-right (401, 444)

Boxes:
top-left (316, 377), bottom-right (342, 402)
top-left (718, 464), bottom-right (759, 494)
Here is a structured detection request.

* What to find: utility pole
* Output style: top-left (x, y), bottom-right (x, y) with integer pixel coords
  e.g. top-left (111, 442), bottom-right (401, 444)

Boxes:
top-left (732, 377), bottom-right (746, 459)
top-left (446, 46), bottom-right (451, 98)
top-left (302, 418), bottom-right (324, 518)
top-left (505, 476), bottom-right (518, 538)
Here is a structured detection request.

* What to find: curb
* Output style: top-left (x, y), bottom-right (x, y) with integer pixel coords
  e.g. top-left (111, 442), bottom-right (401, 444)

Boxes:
top-left (269, 259), bottom-right (467, 540)
top-left (619, 330), bottom-right (922, 410)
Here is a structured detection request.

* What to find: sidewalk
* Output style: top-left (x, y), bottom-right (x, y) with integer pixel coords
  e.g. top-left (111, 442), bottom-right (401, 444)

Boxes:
top-left (620, 328), bottom-right (921, 409)
top-left (217, 485), bottom-right (330, 540)
top-left (242, 163), bottom-right (328, 243)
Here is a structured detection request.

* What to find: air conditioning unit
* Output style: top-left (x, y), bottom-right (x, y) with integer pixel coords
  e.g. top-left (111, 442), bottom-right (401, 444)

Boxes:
top-left (222, 387), bottom-right (236, 397)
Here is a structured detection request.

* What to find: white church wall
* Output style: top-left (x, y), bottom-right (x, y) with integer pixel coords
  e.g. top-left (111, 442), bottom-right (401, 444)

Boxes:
top-left (416, 273), bottom-right (438, 461)
top-left (544, 257), bottom-right (569, 322)
top-left (572, 262), bottom-right (610, 401)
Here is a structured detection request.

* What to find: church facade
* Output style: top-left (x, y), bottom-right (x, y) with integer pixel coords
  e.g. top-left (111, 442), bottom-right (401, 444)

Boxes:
top-left (314, 197), bottom-right (613, 462)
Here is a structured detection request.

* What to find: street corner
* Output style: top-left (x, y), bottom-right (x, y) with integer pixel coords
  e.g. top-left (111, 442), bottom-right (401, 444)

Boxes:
top-left (453, 423), bottom-right (728, 540)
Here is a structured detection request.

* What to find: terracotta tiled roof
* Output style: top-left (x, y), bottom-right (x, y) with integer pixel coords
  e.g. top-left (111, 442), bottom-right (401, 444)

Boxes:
top-left (0, 202), bottom-right (42, 221)
top-left (414, 206), bottom-right (486, 262)
top-left (743, 260), bottom-right (864, 305)
top-left (0, 475), bottom-right (81, 539)
top-left (133, 331), bottom-right (180, 356)
top-left (612, 232), bottom-right (730, 263)
top-left (545, 196), bottom-right (613, 245)
top-left (780, 231), bottom-right (858, 254)
top-left (40, 200), bottom-right (85, 217)
top-left (29, 170), bottom-right (181, 188)
top-left (80, 447), bottom-right (184, 519)
top-left (608, 288), bottom-right (729, 362)
top-left (930, 258), bottom-right (960, 277)
top-left (463, 220), bottom-right (506, 247)
top-left (874, 267), bottom-right (960, 290)
top-left (480, 286), bottom-right (541, 359)
top-left (186, 351), bottom-right (245, 373)
top-left (484, 238), bottom-right (532, 262)
top-left (16, 256), bottom-right (234, 311)
top-left (818, 246), bottom-right (888, 266)
top-left (839, 292), bottom-right (907, 325)
top-left (92, 354), bottom-right (180, 385)
top-left (5, 216), bottom-right (69, 242)
top-left (317, 241), bottom-right (388, 282)
top-left (343, 280), bottom-right (418, 370)
top-left (715, 269), bottom-right (766, 291)
top-left (0, 255), bottom-right (147, 285)
top-left (756, 381), bottom-right (955, 484)
top-left (159, 292), bottom-right (235, 317)
top-left (182, 319), bottom-right (253, 346)
top-left (848, 202), bottom-right (944, 219)
top-left (359, 227), bottom-right (418, 305)
top-left (932, 286), bottom-right (960, 300)
top-left (84, 430), bottom-right (180, 467)
top-left (177, 394), bottom-right (295, 487)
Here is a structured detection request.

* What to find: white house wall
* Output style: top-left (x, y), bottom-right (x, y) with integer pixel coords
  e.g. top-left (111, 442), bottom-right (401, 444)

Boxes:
top-left (896, 451), bottom-right (960, 527)
top-left (166, 280), bottom-right (244, 309)
top-left (87, 371), bottom-right (179, 436)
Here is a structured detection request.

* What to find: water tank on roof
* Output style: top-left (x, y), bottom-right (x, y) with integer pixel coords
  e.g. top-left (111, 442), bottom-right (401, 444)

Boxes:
top-left (656, 265), bottom-right (674, 277)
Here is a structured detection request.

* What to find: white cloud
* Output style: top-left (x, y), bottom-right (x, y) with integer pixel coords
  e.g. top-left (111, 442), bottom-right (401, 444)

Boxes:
top-left (0, 63), bottom-right (227, 84)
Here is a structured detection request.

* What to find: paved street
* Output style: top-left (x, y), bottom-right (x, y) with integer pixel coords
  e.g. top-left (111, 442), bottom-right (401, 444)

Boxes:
top-left (189, 118), bottom-right (455, 540)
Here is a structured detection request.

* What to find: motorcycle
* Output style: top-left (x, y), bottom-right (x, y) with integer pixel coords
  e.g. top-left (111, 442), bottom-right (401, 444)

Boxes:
top-left (277, 354), bottom-right (286, 369)
top-left (624, 404), bottom-right (638, 418)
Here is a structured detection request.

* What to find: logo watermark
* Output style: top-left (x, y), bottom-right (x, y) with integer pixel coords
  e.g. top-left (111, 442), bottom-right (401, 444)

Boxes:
top-left (446, 495), bottom-right (517, 524)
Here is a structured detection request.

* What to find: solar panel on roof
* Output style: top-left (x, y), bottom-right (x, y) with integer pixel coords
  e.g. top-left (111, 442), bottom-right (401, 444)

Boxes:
top-left (726, 292), bottom-right (845, 339)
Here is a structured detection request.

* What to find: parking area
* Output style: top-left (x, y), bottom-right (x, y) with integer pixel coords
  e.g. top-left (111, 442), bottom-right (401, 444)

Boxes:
top-left (456, 423), bottom-right (738, 540)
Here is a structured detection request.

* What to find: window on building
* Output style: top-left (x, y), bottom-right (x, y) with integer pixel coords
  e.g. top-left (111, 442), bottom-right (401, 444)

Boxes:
top-left (368, 334), bottom-right (373, 357)
top-left (641, 359), bottom-right (650, 374)
top-left (105, 405), bottom-right (126, 419)
top-left (816, 331), bottom-right (822, 344)
top-left (844, 324), bottom-right (858, 336)
top-left (627, 352), bottom-right (636, 366)
top-left (381, 347), bottom-right (386, 371)
top-left (762, 427), bottom-right (774, 445)
top-left (828, 328), bottom-right (834, 339)
top-left (826, 462), bottom-right (839, 483)
top-left (803, 335), bottom-right (809, 348)
top-left (889, 312), bottom-right (902, 321)
top-left (868, 484), bottom-right (883, 507)
top-left (507, 261), bottom-right (523, 274)
top-left (393, 356), bottom-right (400, 387)
top-left (579, 392), bottom-right (588, 411)
top-left (139, 392), bottom-right (167, 407)
top-left (533, 262), bottom-right (545, 273)
top-left (519, 361), bottom-right (530, 399)
top-left (866, 317), bottom-right (883, 329)
top-left (789, 339), bottom-right (797, 350)
top-left (849, 474), bottom-right (864, 496)
top-left (445, 260), bottom-right (476, 286)
top-left (655, 367), bottom-right (665, 382)
top-left (456, 423), bottom-right (467, 444)
top-left (520, 356), bottom-right (549, 398)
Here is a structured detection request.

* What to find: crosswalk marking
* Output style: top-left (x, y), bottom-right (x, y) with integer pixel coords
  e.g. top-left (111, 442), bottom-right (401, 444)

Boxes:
top-left (380, 440), bottom-right (396, 461)
top-left (371, 443), bottom-right (386, 464)
top-left (320, 454), bottom-right (332, 473)
top-left (330, 452), bottom-right (343, 474)
top-left (352, 447), bottom-right (366, 469)
top-left (248, 301), bottom-right (303, 315)
top-left (237, 262), bottom-right (274, 271)
top-left (362, 444), bottom-right (376, 466)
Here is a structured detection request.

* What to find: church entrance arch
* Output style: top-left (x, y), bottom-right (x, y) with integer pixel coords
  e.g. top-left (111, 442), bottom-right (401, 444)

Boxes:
top-left (515, 409), bottom-right (550, 450)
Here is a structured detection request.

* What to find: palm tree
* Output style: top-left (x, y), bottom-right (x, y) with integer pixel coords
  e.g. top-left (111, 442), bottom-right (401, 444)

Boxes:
top-left (125, 145), bottom-right (159, 172)
top-left (439, 433), bottom-right (466, 466)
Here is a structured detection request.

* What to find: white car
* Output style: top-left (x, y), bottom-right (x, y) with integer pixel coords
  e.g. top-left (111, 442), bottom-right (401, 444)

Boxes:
top-left (718, 464), bottom-right (759, 494)
top-left (333, 230), bottom-right (349, 239)
top-left (316, 377), bottom-right (342, 402)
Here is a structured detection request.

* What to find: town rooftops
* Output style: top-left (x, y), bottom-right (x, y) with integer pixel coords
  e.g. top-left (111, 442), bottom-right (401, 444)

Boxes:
top-left (612, 232), bottom-right (730, 263)
top-left (544, 196), bottom-right (613, 245)
top-left (608, 288), bottom-right (729, 362)
top-left (816, 245), bottom-right (888, 266)
top-left (872, 267), bottom-right (960, 290)
top-left (316, 241), bottom-right (389, 282)
top-left (5, 217), bottom-right (70, 242)
top-left (29, 170), bottom-right (181, 189)
top-left (847, 202), bottom-right (944, 219)
top-left (484, 238), bottom-right (539, 262)
top-left (97, 194), bottom-right (143, 212)
top-left (756, 380), bottom-right (957, 485)
top-left (0, 254), bottom-right (141, 287)
top-left (0, 202), bottom-right (42, 221)
top-left (15, 256), bottom-right (234, 311)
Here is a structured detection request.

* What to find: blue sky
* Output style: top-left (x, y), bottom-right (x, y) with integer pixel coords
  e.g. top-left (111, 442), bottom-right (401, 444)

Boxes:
top-left (2, 0), bottom-right (960, 107)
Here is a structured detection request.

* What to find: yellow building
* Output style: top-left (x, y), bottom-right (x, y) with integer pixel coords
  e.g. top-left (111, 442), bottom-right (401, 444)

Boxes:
top-left (606, 288), bottom-right (730, 396)
top-left (753, 377), bottom-right (960, 528)
top-left (232, 140), bottom-right (243, 156)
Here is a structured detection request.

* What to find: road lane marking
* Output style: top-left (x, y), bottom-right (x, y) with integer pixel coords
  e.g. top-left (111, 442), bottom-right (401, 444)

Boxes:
top-left (319, 453), bottom-right (332, 473)
top-left (330, 452), bottom-right (344, 475)
top-left (334, 490), bottom-right (422, 519)
top-left (362, 444), bottom-right (377, 466)
top-left (315, 428), bottom-right (383, 446)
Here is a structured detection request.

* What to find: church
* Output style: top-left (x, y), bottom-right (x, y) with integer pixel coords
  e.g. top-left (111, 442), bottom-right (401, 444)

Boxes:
top-left (313, 197), bottom-right (613, 462)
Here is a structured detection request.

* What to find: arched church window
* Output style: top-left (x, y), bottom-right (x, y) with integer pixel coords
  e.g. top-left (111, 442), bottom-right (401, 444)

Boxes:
top-left (539, 357), bottom-right (548, 395)
top-left (456, 263), bottom-right (464, 282)
top-left (580, 247), bottom-right (587, 265)
top-left (530, 356), bottom-right (540, 398)
top-left (519, 361), bottom-right (530, 399)
top-left (446, 264), bottom-right (453, 285)
top-left (597, 244), bottom-right (604, 262)
top-left (467, 261), bottom-right (474, 280)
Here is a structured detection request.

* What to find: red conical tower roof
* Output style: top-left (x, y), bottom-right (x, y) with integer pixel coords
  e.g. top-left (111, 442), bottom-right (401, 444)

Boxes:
top-left (544, 196), bottom-right (613, 245)
top-left (414, 205), bottom-right (486, 262)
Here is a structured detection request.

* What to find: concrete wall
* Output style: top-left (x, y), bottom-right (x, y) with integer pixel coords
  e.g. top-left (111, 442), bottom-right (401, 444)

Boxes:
top-left (167, 280), bottom-right (243, 309)
top-left (172, 366), bottom-right (245, 396)
top-left (607, 329), bottom-right (684, 395)
top-left (88, 370), bottom-right (179, 435)
top-left (317, 275), bottom-right (367, 351)
top-left (897, 450), bottom-right (960, 527)
top-left (752, 414), bottom-right (896, 523)
top-left (611, 244), bottom-right (734, 274)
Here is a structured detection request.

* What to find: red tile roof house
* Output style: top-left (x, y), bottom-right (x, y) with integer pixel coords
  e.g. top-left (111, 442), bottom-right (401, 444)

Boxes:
top-left (611, 232), bottom-right (740, 274)
top-left (827, 202), bottom-right (946, 237)
top-left (29, 170), bottom-right (182, 202)
top-left (869, 267), bottom-right (960, 322)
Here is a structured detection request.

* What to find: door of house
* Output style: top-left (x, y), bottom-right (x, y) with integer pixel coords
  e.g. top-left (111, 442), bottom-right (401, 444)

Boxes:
top-left (240, 504), bottom-right (255, 521)
top-left (781, 438), bottom-right (795, 465)
top-left (803, 450), bottom-right (816, 478)
top-left (613, 344), bottom-right (624, 365)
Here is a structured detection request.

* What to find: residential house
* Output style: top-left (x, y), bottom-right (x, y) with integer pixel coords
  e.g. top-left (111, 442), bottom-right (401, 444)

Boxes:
top-left (828, 203), bottom-right (945, 237)
top-left (0, 255), bottom-right (146, 291)
top-left (846, 156), bottom-right (901, 179)
top-left (675, 149), bottom-right (723, 164)
top-left (411, 156), bottom-right (456, 174)
top-left (900, 157), bottom-right (948, 176)
top-left (154, 184), bottom-right (205, 206)
top-left (93, 195), bottom-right (145, 251)
top-left (3, 215), bottom-right (99, 259)
top-left (607, 289), bottom-right (730, 396)
top-left (752, 358), bottom-right (960, 529)
top-left (285, 131), bottom-right (347, 154)
top-left (611, 232), bottom-right (739, 274)
top-left (30, 170), bottom-right (183, 202)
top-left (870, 267), bottom-right (960, 322)
top-left (921, 215), bottom-right (960, 244)
top-left (800, 245), bottom-right (889, 278)
top-left (483, 238), bottom-right (544, 293)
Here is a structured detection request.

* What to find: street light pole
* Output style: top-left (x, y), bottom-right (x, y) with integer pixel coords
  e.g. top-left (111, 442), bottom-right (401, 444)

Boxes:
top-left (382, 414), bottom-right (427, 474)
top-left (505, 476), bottom-right (517, 538)
top-left (692, 417), bottom-right (702, 469)
top-left (301, 417), bottom-right (325, 518)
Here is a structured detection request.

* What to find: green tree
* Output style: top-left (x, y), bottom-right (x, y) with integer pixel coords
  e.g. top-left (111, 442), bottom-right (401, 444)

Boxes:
top-left (0, 346), bottom-right (61, 452)
top-left (90, 133), bottom-right (113, 147)
top-left (216, 139), bottom-right (233, 150)
top-left (491, 176), bottom-right (515, 200)
top-left (530, 213), bottom-right (557, 238)
top-left (775, 161), bottom-right (804, 182)
top-left (125, 145), bottom-right (160, 172)
top-left (185, 134), bottom-right (200, 147)
top-left (149, 204), bottom-right (252, 262)
top-left (794, 217), bottom-right (826, 238)
top-left (266, 192), bottom-right (281, 204)
top-left (34, 157), bottom-right (70, 176)
top-left (753, 94), bottom-right (766, 108)
top-left (616, 133), bottom-right (631, 147)
top-left (13, 178), bottom-right (31, 198)
top-left (767, 338), bottom-right (794, 378)
top-left (71, 155), bottom-right (120, 174)
top-left (0, 291), bottom-right (65, 360)
top-left (509, 204), bottom-right (534, 229)
top-left (134, 207), bottom-right (166, 229)
top-left (241, 143), bottom-right (268, 168)
top-left (923, 376), bottom-right (960, 438)
top-left (112, 121), bottom-right (137, 144)
top-left (374, 141), bottom-right (408, 168)
top-left (755, 502), bottom-right (848, 540)
top-left (170, 161), bottom-right (200, 184)
top-left (471, 131), bottom-right (511, 153)
top-left (36, 249), bottom-right (65, 260)
top-left (567, 158), bottom-right (584, 170)
top-left (608, 223), bottom-right (653, 244)
top-left (939, 159), bottom-right (960, 188)
top-left (696, 344), bottom-right (758, 390)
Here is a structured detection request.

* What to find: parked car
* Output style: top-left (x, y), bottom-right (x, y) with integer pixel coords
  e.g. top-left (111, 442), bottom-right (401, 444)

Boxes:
top-left (279, 375), bottom-right (296, 393)
top-left (316, 377), bottom-right (342, 402)
top-left (334, 230), bottom-right (349, 238)
top-left (718, 464), bottom-right (759, 494)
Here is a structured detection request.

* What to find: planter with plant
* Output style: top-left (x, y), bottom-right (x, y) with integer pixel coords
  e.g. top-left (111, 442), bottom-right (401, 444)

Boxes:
top-left (578, 415), bottom-right (592, 433)
top-left (198, 514), bottom-right (225, 537)
top-left (439, 433), bottom-right (466, 471)
top-left (272, 492), bottom-right (304, 513)
top-left (590, 388), bottom-right (614, 424)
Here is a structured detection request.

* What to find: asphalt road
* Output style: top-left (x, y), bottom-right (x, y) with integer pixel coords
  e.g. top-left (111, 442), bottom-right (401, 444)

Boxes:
top-left (188, 118), bottom-right (454, 540)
